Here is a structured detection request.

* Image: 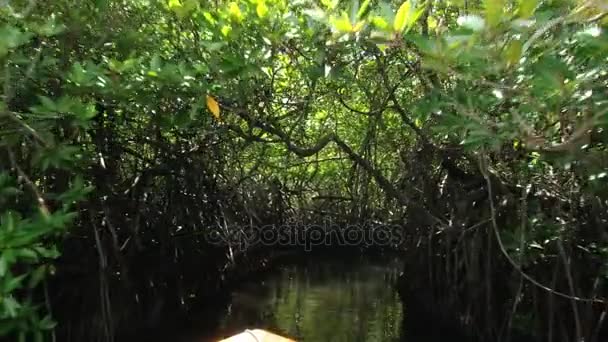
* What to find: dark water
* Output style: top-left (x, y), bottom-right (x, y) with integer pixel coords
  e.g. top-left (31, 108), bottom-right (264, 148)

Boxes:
top-left (55, 255), bottom-right (470, 342)
top-left (212, 258), bottom-right (404, 341)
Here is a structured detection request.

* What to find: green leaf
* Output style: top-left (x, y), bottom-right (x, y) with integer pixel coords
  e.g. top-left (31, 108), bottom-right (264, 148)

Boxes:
top-left (150, 55), bottom-right (162, 71)
top-left (256, 1), bottom-right (269, 18)
top-left (34, 145), bottom-right (81, 171)
top-left (37, 96), bottom-right (57, 112)
top-left (331, 12), bottom-right (353, 33)
top-left (95, 0), bottom-right (109, 9)
top-left (41, 209), bottom-right (77, 230)
top-left (504, 39), bottom-right (522, 66)
top-left (484, 0), bottom-right (505, 27)
top-left (420, 57), bottom-right (451, 73)
top-left (0, 25), bottom-right (32, 57)
top-left (15, 248), bottom-right (38, 263)
top-left (1, 212), bottom-right (19, 232)
top-left (4, 274), bottom-right (27, 293)
top-left (38, 315), bottom-right (56, 330)
top-left (56, 96), bottom-right (75, 113)
top-left (68, 62), bottom-right (96, 87)
top-left (2, 296), bottom-right (21, 318)
top-left (168, 0), bottom-right (197, 17)
top-left (73, 102), bottom-right (97, 121)
top-left (31, 17), bottom-right (66, 37)
top-left (33, 246), bottom-right (59, 259)
top-left (407, 4), bottom-right (427, 32)
top-left (517, 0), bottom-right (539, 19)
top-left (321, 0), bottom-right (339, 10)
top-left (371, 16), bottom-right (390, 31)
top-left (357, 0), bottom-right (372, 19)
top-left (0, 256), bottom-right (8, 278)
top-left (28, 266), bottom-right (47, 289)
top-left (394, 1), bottom-right (412, 32)
top-left (182, 0), bottom-right (199, 13)
top-left (0, 173), bottom-right (20, 199)
top-left (57, 176), bottom-right (93, 206)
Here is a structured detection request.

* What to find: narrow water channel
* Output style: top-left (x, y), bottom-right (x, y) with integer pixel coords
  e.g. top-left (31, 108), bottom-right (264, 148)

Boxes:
top-left (55, 254), bottom-right (470, 342)
top-left (211, 257), bottom-right (404, 341)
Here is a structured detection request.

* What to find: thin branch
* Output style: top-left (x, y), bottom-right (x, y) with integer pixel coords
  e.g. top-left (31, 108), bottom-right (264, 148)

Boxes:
top-left (336, 79), bottom-right (399, 116)
top-left (7, 149), bottom-right (50, 216)
top-left (478, 154), bottom-right (605, 304)
top-left (1, 111), bottom-right (49, 147)
top-left (225, 104), bottom-right (448, 226)
top-left (522, 1), bottom-right (595, 53)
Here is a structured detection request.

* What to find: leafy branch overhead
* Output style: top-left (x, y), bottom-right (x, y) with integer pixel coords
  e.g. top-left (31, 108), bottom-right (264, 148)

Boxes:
top-left (0, 0), bottom-right (607, 340)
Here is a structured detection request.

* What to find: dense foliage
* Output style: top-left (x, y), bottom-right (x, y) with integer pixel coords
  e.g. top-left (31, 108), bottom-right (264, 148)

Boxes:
top-left (1, 0), bottom-right (607, 340)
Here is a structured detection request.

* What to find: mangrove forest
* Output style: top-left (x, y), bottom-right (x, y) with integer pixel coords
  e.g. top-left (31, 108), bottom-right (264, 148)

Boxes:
top-left (1, 0), bottom-right (607, 341)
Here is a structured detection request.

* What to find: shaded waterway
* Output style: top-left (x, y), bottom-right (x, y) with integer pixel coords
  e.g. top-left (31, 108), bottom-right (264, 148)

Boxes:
top-left (211, 257), bottom-right (404, 341)
top-left (54, 254), bottom-right (472, 342)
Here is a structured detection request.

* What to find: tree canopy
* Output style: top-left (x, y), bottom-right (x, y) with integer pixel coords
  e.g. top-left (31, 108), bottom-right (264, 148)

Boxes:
top-left (1, 0), bottom-right (607, 340)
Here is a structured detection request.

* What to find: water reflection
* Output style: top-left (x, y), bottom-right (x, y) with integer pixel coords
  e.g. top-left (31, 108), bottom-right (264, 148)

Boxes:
top-left (214, 257), bottom-right (404, 342)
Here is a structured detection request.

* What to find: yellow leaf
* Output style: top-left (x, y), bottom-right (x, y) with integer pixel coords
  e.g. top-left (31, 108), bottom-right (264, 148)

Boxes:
top-left (394, 1), bottom-right (412, 32)
top-left (257, 1), bottom-right (268, 18)
top-left (352, 20), bottom-right (366, 32)
top-left (168, 0), bottom-right (182, 10)
top-left (428, 16), bottom-right (438, 30)
top-left (221, 25), bottom-right (232, 37)
top-left (168, 0), bottom-right (189, 18)
top-left (371, 16), bottom-right (389, 30)
top-left (228, 2), bottom-right (243, 22)
top-left (331, 12), bottom-right (353, 33)
top-left (206, 95), bottom-right (221, 121)
top-left (203, 11), bottom-right (216, 24)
